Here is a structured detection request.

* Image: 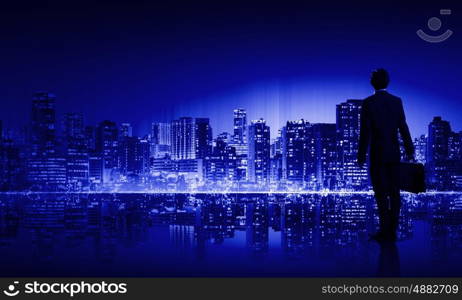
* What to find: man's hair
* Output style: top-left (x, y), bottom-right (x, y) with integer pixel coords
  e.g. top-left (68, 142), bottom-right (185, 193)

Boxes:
top-left (370, 68), bottom-right (390, 90)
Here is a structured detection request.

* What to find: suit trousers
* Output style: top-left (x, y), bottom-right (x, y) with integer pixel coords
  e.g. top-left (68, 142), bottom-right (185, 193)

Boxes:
top-left (369, 162), bottom-right (401, 234)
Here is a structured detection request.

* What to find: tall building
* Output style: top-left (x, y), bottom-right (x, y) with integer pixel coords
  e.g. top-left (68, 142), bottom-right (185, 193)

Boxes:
top-left (118, 136), bottom-right (150, 176)
top-left (27, 157), bottom-right (67, 187)
top-left (282, 120), bottom-right (316, 187)
top-left (195, 118), bottom-right (212, 159)
top-left (233, 109), bottom-right (247, 143)
top-left (426, 116), bottom-right (459, 190)
top-left (171, 117), bottom-right (212, 160)
top-left (247, 119), bottom-right (270, 185)
top-left (270, 131), bottom-right (283, 186)
top-left (204, 137), bottom-right (237, 184)
top-left (84, 125), bottom-right (96, 152)
top-left (119, 123), bottom-right (133, 138)
top-left (171, 118), bottom-right (195, 160)
top-left (427, 117), bottom-right (451, 164)
top-left (414, 134), bottom-right (427, 164)
top-left (30, 92), bottom-right (56, 157)
top-left (27, 92), bottom-right (68, 189)
top-left (0, 138), bottom-right (26, 190)
top-left (63, 113), bottom-right (89, 187)
top-left (63, 113), bottom-right (84, 138)
top-left (230, 109), bottom-right (248, 156)
top-left (96, 120), bottom-right (119, 182)
top-left (151, 122), bottom-right (171, 158)
top-left (88, 155), bottom-right (103, 184)
top-left (270, 132), bottom-right (283, 157)
top-left (312, 123), bottom-right (337, 189)
top-left (270, 153), bottom-right (283, 184)
top-left (336, 99), bottom-right (368, 189)
top-left (448, 131), bottom-right (461, 161)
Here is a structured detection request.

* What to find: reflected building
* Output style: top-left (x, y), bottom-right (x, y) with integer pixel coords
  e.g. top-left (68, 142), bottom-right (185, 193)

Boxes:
top-left (1, 193), bottom-right (462, 277)
top-left (281, 199), bottom-right (317, 257)
top-left (246, 201), bottom-right (269, 254)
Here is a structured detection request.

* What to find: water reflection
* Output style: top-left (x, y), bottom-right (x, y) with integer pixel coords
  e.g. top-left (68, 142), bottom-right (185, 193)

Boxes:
top-left (377, 241), bottom-right (400, 277)
top-left (0, 193), bottom-right (462, 276)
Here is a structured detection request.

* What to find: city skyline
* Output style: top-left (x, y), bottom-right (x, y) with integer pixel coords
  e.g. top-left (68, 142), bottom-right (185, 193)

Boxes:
top-left (2, 89), bottom-right (459, 143)
top-left (1, 91), bottom-right (461, 192)
top-left (1, 83), bottom-right (459, 141)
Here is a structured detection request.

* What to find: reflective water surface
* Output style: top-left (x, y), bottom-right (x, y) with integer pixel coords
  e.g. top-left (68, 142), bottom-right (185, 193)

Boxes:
top-left (1, 193), bottom-right (462, 277)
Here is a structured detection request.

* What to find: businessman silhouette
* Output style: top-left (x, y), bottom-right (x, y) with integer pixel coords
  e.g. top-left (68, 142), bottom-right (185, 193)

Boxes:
top-left (358, 69), bottom-right (414, 242)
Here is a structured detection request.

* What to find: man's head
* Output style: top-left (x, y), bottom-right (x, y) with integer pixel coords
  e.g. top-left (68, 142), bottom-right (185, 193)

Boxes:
top-left (370, 68), bottom-right (390, 90)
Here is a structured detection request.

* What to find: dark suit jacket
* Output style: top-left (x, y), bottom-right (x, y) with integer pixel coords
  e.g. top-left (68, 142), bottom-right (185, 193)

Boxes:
top-left (358, 90), bottom-right (414, 166)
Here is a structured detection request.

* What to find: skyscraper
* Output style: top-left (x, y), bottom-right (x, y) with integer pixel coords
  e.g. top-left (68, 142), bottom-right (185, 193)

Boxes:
top-left (27, 156), bottom-right (67, 187)
top-left (30, 92), bottom-right (56, 157)
top-left (118, 136), bottom-right (150, 176)
top-left (63, 113), bottom-right (89, 187)
top-left (195, 118), bottom-right (212, 159)
top-left (0, 138), bottom-right (26, 190)
top-left (171, 117), bottom-right (195, 160)
top-left (152, 122), bottom-right (171, 145)
top-left (414, 134), bottom-right (427, 164)
top-left (312, 123), bottom-right (337, 189)
top-left (336, 99), bottom-right (368, 189)
top-left (426, 116), bottom-right (459, 190)
top-left (171, 117), bottom-right (212, 160)
top-left (233, 109), bottom-right (247, 143)
top-left (448, 131), bottom-right (461, 161)
top-left (96, 120), bottom-right (119, 183)
top-left (427, 117), bottom-right (451, 163)
top-left (27, 92), bottom-right (67, 188)
top-left (282, 120), bottom-right (315, 187)
top-left (151, 122), bottom-right (171, 158)
top-left (63, 113), bottom-right (84, 138)
top-left (119, 123), bottom-right (133, 138)
top-left (247, 118), bottom-right (270, 185)
top-left (204, 137), bottom-right (237, 184)
top-left (228, 109), bottom-right (248, 182)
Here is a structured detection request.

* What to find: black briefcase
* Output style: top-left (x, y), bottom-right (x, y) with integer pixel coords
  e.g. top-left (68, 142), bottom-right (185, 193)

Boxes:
top-left (399, 162), bottom-right (426, 193)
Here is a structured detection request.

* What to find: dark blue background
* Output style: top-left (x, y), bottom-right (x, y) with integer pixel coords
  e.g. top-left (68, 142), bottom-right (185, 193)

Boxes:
top-left (1, 0), bottom-right (461, 137)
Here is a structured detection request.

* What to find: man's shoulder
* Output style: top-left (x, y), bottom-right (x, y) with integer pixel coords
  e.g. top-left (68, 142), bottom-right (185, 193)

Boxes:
top-left (384, 92), bottom-right (402, 102)
top-left (364, 92), bottom-right (402, 104)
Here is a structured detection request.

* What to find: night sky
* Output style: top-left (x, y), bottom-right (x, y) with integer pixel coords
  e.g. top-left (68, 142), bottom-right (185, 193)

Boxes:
top-left (1, 0), bottom-right (461, 138)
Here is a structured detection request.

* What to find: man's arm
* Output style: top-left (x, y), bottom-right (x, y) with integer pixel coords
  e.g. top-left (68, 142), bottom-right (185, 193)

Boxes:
top-left (357, 101), bottom-right (370, 166)
top-left (398, 98), bottom-right (414, 158)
